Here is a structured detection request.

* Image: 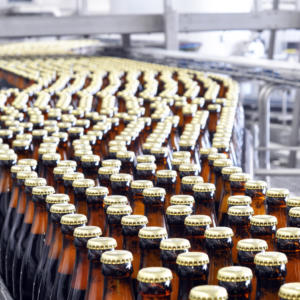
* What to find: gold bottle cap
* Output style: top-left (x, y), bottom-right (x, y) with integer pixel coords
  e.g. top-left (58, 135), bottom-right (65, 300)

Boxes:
top-left (204, 227), bottom-right (234, 239)
top-left (179, 163), bottom-right (200, 172)
top-left (116, 150), bottom-right (135, 159)
top-left (213, 159), bottom-right (232, 167)
top-left (166, 205), bottom-right (193, 216)
top-left (245, 180), bottom-right (268, 190)
top-left (18, 159), bottom-right (37, 168)
top-left (189, 285), bottom-right (228, 300)
top-left (74, 225), bottom-right (102, 238)
top-left (193, 183), bottom-right (216, 192)
top-left (228, 195), bottom-right (252, 206)
top-left (287, 197), bottom-right (300, 207)
top-left (25, 177), bottom-right (47, 187)
top-left (156, 169), bottom-right (177, 178)
top-left (137, 267), bottom-right (172, 283)
top-left (0, 144), bottom-right (9, 150)
top-left (199, 147), bottom-right (218, 156)
top-left (87, 237), bottom-right (117, 250)
top-left (104, 195), bottom-right (128, 206)
top-left (150, 147), bottom-right (168, 155)
top-left (63, 172), bottom-right (84, 181)
top-left (185, 215), bottom-right (212, 226)
top-left (16, 170), bottom-right (37, 180)
top-left (72, 139), bottom-right (90, 147)
top-left (86, 186), bottom-right (109, 196)
top-left (57, 160), bottom-right (77, 169)
top-left (43, 136), bottom-right (59, 144)
top-left (11, 165), bottom-right (31, 173)
top-left (173, 151), bottom-right (191, 159)
top-left (69, 127), bottom-right (84, 134)
top-left (160, 238), bottom-right (191, 251)
top-left (42, 153), bottom-right (61, 161)
top-left (176, 252), bottom-right (209, 266)
top-left (32, 185), bottom-right (55, 196)
top-left (0, 153), bottom-right (17, 161)
top-left (217, 266), bottom-right (253, 282)
top-left (101, 250), bottom-right (133, 264)
top-left (53, 166), bottom-right (74, 175)
top-left (171, 158), bottom-right (190, 166)
top-left (212, 141), bottom-right (229, 149)
top-left (289, 207), bottom-right (300, 217)
top-left (32, 129), bottom-right (47, 137)
top-left (208, 153), bottom-right (227, 161)
top-left (276, 227), bottom-right (300, 240)
top-left (38, 147), bottom-right (56, 155)
top-left (106, 204), bottom-right (132, 215)
top-left (221, 166), bottom-right (243, 175)
top-left (74, 149), bottom-right (93, 157)
top-left (102, 159), bottom-right (122, 168)
top-left (138, 226), bottom-right (168, 239)
top-left (136, 162), bottom-right (157, 171)
top-left (72, 178), bottom-right (95, 188)
top-left (12, 139), bottom-right (30, 148)
top-left (237, 238), bottom-right (268, 252)
top-left (110, 173), bottom-right (133, 182)
top-left (60, 213), bottom-right (87, 225)
top-left (266, 188), bottom-right (289, 197)
top-left (181, 176), bottom-right (203, 185)
top-left (121, 215), bottom-right (148, 226)
top-left (46, 193), bottom-right (70, 204)
top-left (250, 215), bottom-right (278, 226)
top-left (254, 251), bottom-right (288, 266)
top-left (229, 172), bottom-right (251, 182)
top-left (81, 154), bottom-right (100, 163)
top-left (50, 203), bottom-right (75, 214)
top-left (137, 155), bottom-right (155, 163)
top-left (208, 104), bottom-right (221, 112)
top-left (279, 282), bottom-right (300, 299)
top-left (53, 131), bottom-right (68, 141)
top-left (143, 187), bottom-right (166, 197)
top-left (227, 205), bottom-right (254, 216)
top-left (131, 180), bottom-right (153, 189)
top-left (98, 166), bottom-right (119, 175)
top-left (170, 195), bottom-right (195, 205)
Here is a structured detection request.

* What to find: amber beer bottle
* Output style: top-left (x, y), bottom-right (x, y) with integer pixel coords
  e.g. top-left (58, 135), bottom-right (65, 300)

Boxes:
top-left (32, 129), bottom-right (47, 161)
top-left (139, 226), bottom-right (168, 268)
top-left (85, 237), bottom-right (117, 300)
top-left (135, 162), bottom-right (156, 182)
top-left (110, 173), bottom-right (133, 196)
top-left (50, 214), bottom-right (87, 300)
top-left (244, 180), bottom-right (267, 216)
top-left (266, 188), bottom-right (289, 229)
top-left (199, 148), bottom-right (217, 182)
top-left (53, 166), bottom-right (73, 193)
top-left (254, 251), bottom-right (287, 300)
top-left (116, 150), bottom-right (135, 175)
top-left (207, 153), bottom-right (226, 185)
top-left (160, 238), bottom-right (190, 300)
top-left (229, 173), bottom-right (251, 196)
top-left (250, 215), bottom-right (277, 251)
top-left (67, 226), bottom-right (102, 300)
top-left (41, 152), bottom-right (61, 186)
top-left (150, 146), bottom-right (171, 170)
top-left (181, 176), bottom-right (203, 195)
top-left (189, 285), bottom-right (228, 300)
top-left (288, 207), bottom-right (300, 227)
top-left (35, 203), bottom-right (76, 300)
top-left (279, 282), bottom-right (300, 300)
top-left (217, 266), bottom-right (253, 300)
top-left (137, 267), bottom-right (173, 300)
top-left (98, 166), bottom-right (120, 194)
top-left (204, 227), bottom-right (233, 285)
top-left (81, 154), bottom-right (100, 182)
top-left (276, 227), bottom-right (300, 282)
top-left (130, 180), bottom-right (153, 215)
top-left (63, 172), bottom-right (85, 204)
top-left (101, 250), bottom-right (135, 299)
top-left (184, 215), bottom-right (212, 251)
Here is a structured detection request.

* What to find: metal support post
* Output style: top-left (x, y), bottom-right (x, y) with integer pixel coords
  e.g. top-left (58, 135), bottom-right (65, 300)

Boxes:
top-left (268, 0), bottom-right (280, 59)
top-left (164, 0), bottom-right (179, 50)
top-left (122, 34), bottom-right (131, 48)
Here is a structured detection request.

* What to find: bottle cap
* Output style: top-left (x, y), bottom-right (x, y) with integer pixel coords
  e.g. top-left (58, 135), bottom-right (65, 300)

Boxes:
top-left (229, 173), bottom-right (251, 182)
top-left (110, 173), bottom-right (133, 182)
top-left (266, 188), bottom-right (289, 197)
top-left (193, 183), bottom-right (216, 192)
top-left (25, 177), bottom-right (47, 187)
top-left (276, 227), bottom-right (300, 240)
top-left (250, 215), bottom-right (278, 226)
top-left (221, 166), bottom-right (243, 175)
top-left (166, 205), bottom-right (193, 216)
top-left (86, 186), bottom-right (109, 196)
top-left (137, 267), bottom-right (172, 283)
top-left (213, 159), bottom-right (232, 167)
top-left (81, 154), bottom-right (100, 163)
top-left (279, 282), bottom-right (300, 299)
top-left (237, 238), bottom-right (268, 252)
top-left (227, 205), bottom-right (254, 216)
top-left (160, 238), bottom-right (191, 251)
top-left (11, 165), bottom-right (31, 173)
top-left (53, 166), bottom-right (74, 175)
top-left (170, 195), bottom-right (195, 206)
top-left (176, 252), bottom-right (209, 266)
top-left (102, 159), bottom-right (122, 168)
top-left (288, 207), bottom-right (300, 217)
top-left (74, 225), bottom-right (102, 238)
top-left (106, 204), bottom-right (132, 215)
top-left (185, 215), bottom-right (212, 226)
top-left (72, 179), bottom-right (95, 188)
top-left (17, 170), bottom-right (37, 180)
top-left (57, 160), bottom-right (76, 169)
top-left (287, 197), bottom-right (300, 207)
top-left (254, 251), bottom-right (288, 266)
top-left (179, 163), bottom-right (200, 172)
top-left (116, 150), bottom-right (135, 159)
top-left (143, 187), bottom-right (166, 197)
top-left (101, 250), bottom-right (133, 264)
top-left (50, 203), bottom-right (76, 214)
top-left (204, 227), bottom-right (233, 239)
top-left (181, 176), bottom-right (203, 185)
top-left (18, 159), bottom-right (37, 168)
top-left (60, 213), bottom-right (87, 225)
top-left (208, 153), bottom-right (227, 162)
top-left (63, 172), bottom-right (84, 181)
top-left (98, 166), bottom-right (120, 175)
top-left (136, 163), bottom-right (157, 171)
top-left (217, 266), bottom-right (253, 282)
top-left (131, 180), bottom-right (153, 189)
top-left (104, 195), bottom-right (128, 206)
top-left (136, 155), bottom-right (155, 163)
top-left (121, 215), bottom-right (148, 226)
top-left (42, 153), bottom-right (61, 162)
top-left (156, 169), bottom-right (177, 178)
top-left (245, 180), bottom-right (267, 190)
top-left (12, 139), bottom-right (30, 148)
top-left (32, 129), bottom-right (47, 137)
top-left (46, 193), bottom-right (70, 204)
top-left (32, 185), bottom-right (55, 195)
top-left (0, 153), bottom-right (17, 162)
top-left (87, 237), bottom-right (117, 250)
top-left (138, 226), bottom-right (168, 239)
top-left (228, 195), bottom-right (252, 206)
top-left (173, 151), bottom-right (191, 159)
top-left (189, 285), bottom-right (228, 300)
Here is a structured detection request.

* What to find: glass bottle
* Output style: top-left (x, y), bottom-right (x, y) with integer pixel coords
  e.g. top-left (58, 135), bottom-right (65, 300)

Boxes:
top-left (181, 176), bottom-right (203, 195)
top-left (106, 204), bottom-right (132, 249)
top-left (207, 104), bottom-right (221, 141)
top-left (244, 180), bottom-right (267, 216)
top-left (32, 129), bottom-right (48, 161)
top-left (288, 207), bottom-right (300, 227)
top-left (266, 188), bottom-right (289, 229)
top-left (110, 173), bottom-right (133, 196)
top-left (204, 227), bottom-right (233, 285)
top-left (229, 173), bottom-right (251, 196)
top-left (121, 215), bottom-right (148, 295)
top-left (276, 227), bottom-right (300, 283)
top-left (189, 285), bottom-right (228, 300)
top-left (101, 250), bottom-right (135, 300)
top-left (250, 215), bottom-right (277, 251)
top-left (116, 150), bottom-right (135, 175)
top-left (217, 266), bottom-right (253, 300)
top-left (279, 282), bottom-right (300, 300)
top-left (85, 237), bottom-right (117, 300)
top-left (50, 213), bottom-right (87, 300)
top-left (41, 152), bottom-right (61, 186)
top-left (143, 187), bottom-right (166, 228)
top-left (137, 267), bottom-right (172, 300)
top-left (135, 162), bottom-right (156, 182)
top-left (199, 148), bottom-right (217, 182)
top-left (81, 154), bottom-right (100, 182)
top-left (139, 226), bottom-right (168, 268)
top-left (207, 153), bottom-right (226, 185)
top-left (12, 139), bottom-right (31, 159)
top-left (184, 215), bottom-right (212, 252)
top-left (160, 238), bottom-right (191, 300)
top-left (254, 251), bottom-right (287, 300)
top-left (67, 226), bottom-right (102, 300)
top-left (53, 166), bottom-right (74, 193)
top-left (165, 205), bottom-right (192, 238)
top-left (37, 147), bottom-right (57, 177)
top-left (150, 146), bottom-right (171, 170)
top-left (98, 166), bottom-right (120, 194)
top-left (63, 172), bottom-right (85, 204)
top-left (52, 131), bottom-right (69, 160)
top-left (286, 197), bottom-right (300, 217)
top-left (130, 180), bottom-right (153, 215)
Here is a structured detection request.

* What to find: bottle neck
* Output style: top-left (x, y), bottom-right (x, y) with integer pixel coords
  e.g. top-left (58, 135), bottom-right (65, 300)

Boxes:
top-left (87, 203), bottom-right (105, 228)
top-left (144, 204), bottom-right (166, 228)
top-left (31, 201), bottom-right (48, 234)
top-left (58, 232), bottom-right (76, 275)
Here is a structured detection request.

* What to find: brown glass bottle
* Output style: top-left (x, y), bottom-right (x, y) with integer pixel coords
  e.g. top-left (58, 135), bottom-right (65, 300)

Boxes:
top-left (53, 166), bottom-right (73, 193)
top-left (98, 166), bottom-right (119, 194)
top-left (50, 213), bottom-right (87, 300)
top-left (12, 139), bottom-right (31, 159)
top-left (41, 152), bottom-right (61, 186)
top-left (130, 180), bottom-right (153, 215)
top-left (81, 154), bottom-right (100, 182)
top-left (205, 227), bottom-right (233, 285)
top-left (85, 237), bottom-right (117, 300)
top-left (32, 129), bottom-right (48, 161)
top-left (207, 104), bottom-right (221, 141)
top-left (244, 180), bottom-right (267, 215)
top-left (266, 188), bottom-right (289, 229)
top-left (101, 250), bottom-right (135, 300)
top-left (136, 162), bottom-right (156, 182)
top-left (150, 146), bottom-right (171, 170)
top-left (286, 197), bottom-right (300, 217)
top-left (63, 172), bottom-right (85, 204)
top-left (53, 131), bottom-right (69, 160)
top-left (160, 238), bottom-right (190, 300)
top-left (137, 267), bottom-right (173, 300)
top-left (229, 173), bottom-right (251, 196)
top-left (254, 251), bottom-right (287, 300)
top-left (139, 226), bottom-right (168, 268)
top-left (207, 153), bottom-right (226, 187)
top-left (279, 282), bottom-right (300, 300)
top-left (189, 285), bottom-right (228, 300)
top-left (181, 176), bottom-right (203, 195)
top-left (288, 207), bottom-right (300, 227)
top-left (250, 215), bottom-right (277, 251)
top-left (37, 147), bottom-right (57, 177)
top-left (199, 148), bottom-right (217, 182)
top-left (117, 150), bottom-right (135, 175)
top-left (110, 173), bottom-right (132, 196)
